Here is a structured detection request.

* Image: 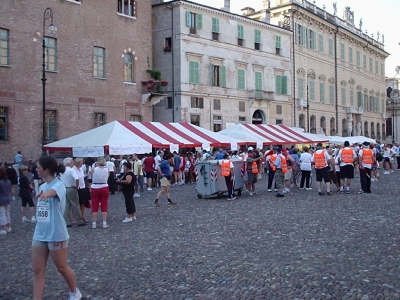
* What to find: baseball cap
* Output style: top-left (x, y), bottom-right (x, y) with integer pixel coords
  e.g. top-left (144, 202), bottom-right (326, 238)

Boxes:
top-left (362, 141), bottom-right (370, 146)
top-left (248, 146), bottom-right (254, 151)
top-left (282, 148), bottom-right (288, 154)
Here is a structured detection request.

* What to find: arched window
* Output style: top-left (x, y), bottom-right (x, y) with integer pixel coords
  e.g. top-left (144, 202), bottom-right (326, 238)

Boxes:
top-left (124, 53), bottom-right (134, 83)
top-left (371, 122), bottom-right (375, 139)
top-left (310, 115), bottom-right (316, 134)
top-left (382, 124), bottom-right (386, 140)
top-left (342, 118), bottom-right (348, 137)
top-left (320, 116), bottom-right (326, 134)
top-left (330, 117), bottom-right (336, 135)
top-left (364, 121), bottom-right (369, 137)
top-left (299, 114), bottom-right (305, 130)
top-left (377, 123), bottom-right (381, 140)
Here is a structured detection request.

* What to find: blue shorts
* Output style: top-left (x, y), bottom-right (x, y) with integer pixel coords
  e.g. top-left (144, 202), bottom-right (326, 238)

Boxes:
top-left (32, 239), bottom-right (69, 250)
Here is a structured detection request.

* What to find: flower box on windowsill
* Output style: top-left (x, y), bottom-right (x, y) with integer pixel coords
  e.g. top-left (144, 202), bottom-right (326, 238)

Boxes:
top-left (163, 46), bottom-right (171, 52)
top-left (161, 80), bottom-right (168, 86)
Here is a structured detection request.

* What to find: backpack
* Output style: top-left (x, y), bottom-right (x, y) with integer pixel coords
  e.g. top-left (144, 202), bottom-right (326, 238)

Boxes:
top-left (376, 152), bottom-right (383, 162)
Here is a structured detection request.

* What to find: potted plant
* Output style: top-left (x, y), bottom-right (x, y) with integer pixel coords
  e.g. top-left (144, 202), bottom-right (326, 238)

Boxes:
top-left (163, 46), bottom-right (171, 52)
top-left (161, 80), bottom-right (168, 86)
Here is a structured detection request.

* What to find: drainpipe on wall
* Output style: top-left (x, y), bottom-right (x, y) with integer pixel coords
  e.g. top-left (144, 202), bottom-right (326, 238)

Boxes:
top-left (291, 8), bottom-right (299, 127)
top-left (166, 4), bottom-right (175, 122)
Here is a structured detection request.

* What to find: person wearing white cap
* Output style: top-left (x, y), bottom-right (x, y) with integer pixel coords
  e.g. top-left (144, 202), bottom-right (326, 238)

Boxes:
top-left (358, 142), bottom-right (375, 194)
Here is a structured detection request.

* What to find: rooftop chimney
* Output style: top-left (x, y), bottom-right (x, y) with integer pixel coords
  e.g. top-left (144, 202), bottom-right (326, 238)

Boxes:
top-left (222, 0), bottom-right (230, 12)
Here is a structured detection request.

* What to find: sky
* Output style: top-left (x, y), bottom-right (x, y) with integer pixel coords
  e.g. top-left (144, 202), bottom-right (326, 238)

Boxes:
top-left (176, 0), bottom-right (400, 77)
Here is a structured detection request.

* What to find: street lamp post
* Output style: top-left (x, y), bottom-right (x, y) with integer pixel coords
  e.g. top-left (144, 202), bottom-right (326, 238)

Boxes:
top-left (306, 69), bottom-right (315, 133)
top-left (41, 8), bottom-right (57, 156)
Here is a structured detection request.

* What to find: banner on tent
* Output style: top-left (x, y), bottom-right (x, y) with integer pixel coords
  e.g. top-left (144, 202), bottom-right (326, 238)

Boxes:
top-left (109, 144), bottom-right (152, 155)
top-left (73, 147), bottom-right (105, 157)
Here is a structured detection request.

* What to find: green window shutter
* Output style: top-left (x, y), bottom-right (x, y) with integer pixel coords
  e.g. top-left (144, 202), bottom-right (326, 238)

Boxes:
top-left (189, 61), bottom-right (195, 84)
top-left (294, 24), bottom-right (298, 44)
top-left (220, 65), bottom-right (226, 88)
top-left (196, 13), bottom-right (202, 29)
top-left (238, 25), bottom-right (244, 39)
top-left (340, 43), bottom-right (345, 60)
top-left (329, 85), bottom-right (334, 104)
top-left (210, 64), bottom-right (214, 86)
top-left (194, 62), bottom-right (199, 84)
top-left (275, 75), bottom-right (282, 94)
top-left (312, 31), bottom-right (316, 50)
top-left (320, 82), bottom-right (325, 103)
top-left (357, 92), bottom-right (363, 107)
top-left (302, 26), bottom-right (307, 46)
top-left (298, 78), bottom-right (304, 99)
top-left (318, 34), bottom-right (323, 52)
top-left (310, 81), bottom-right (315, 101)
top-left (238, 69), bottom-right (245, 90)
top-left (186, 11), bottom-right (191, 27)
top-left (350, 90), bottom-right (354, 106)
top-left (255, 72), bottom-right (262, 89)
top-left (189, 61), bottom-right (199, 84)
top-left (212, 18), bottom-right (219, 33)
top-left (357, 51), bottom-right (361, 66)
top-left (275, 35), bottom-right (281, 49)
top-left (329, 39), bottom-right (333, 56)
top-left (282, 76), bottom-right (287, 95)
top-left (254, 30), bottom-right (261, 43)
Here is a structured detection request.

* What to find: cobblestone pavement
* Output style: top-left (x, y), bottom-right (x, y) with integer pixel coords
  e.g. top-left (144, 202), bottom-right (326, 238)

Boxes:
top-left (1, 171), bottom-right (400, 300)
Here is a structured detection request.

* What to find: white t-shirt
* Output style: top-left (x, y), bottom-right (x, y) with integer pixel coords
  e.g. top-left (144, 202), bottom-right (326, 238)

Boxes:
top-left (106, 161), bottom-right (115, 172)
top-left (155, 155), bottom-right (162, 169)
top-left (119, 159), bottom-right (127, 174)
top-left (59, 166), bottom-right (79, 188)
top-left (299, 152), bottom-right (312, 171)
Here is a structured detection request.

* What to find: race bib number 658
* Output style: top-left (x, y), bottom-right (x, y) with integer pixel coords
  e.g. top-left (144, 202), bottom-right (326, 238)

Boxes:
top-left (36, 200), bottom-right (50, 222)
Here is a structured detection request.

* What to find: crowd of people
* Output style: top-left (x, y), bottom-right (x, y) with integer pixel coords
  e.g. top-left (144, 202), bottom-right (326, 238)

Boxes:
top-left (0, 142), bottom-right (399, 299)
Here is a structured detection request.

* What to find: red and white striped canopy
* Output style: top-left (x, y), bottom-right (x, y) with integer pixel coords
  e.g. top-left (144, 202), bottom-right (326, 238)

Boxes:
top-left (218, 123), bottom-right (328, 145)
top-left (44, 121), bottom-right (243, 152)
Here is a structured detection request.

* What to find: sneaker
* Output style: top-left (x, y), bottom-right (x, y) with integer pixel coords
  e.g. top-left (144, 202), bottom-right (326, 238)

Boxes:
top-left (276, 193), bottom-right (284, 197)
top-left (12, 196), bottom-right (15, 201)
top-left (326, 191), bottom-right (333, 195)
top-left (249, 192), bottom-right (253, 196)
top-left (318, 192), bottom-right (325, 195)
top-left (91, 224), bottom-right (97, 229)
top-left (268, 189), bottom-right (272, 192)
top-left (274, 188), bottom-right (278, 192)
top-left (299, 187), bottom-right (305, 190)
top-left (358, 190), bottom-right (365, 194)
top-left (230, 197), bottom-right (236, 200)
top-left (346, 190), bottom-right (350, 194)
top-left (103, 224), bottom-right (109, 229)
top-left (178, 182), bottom-right (183, 185)
top-left (227, 197), bottom-right (232, 200)
top-left (6, 227), bottom-right (11, 233)
top-left (154, 202), bottom-right (160, 207)
top-left (69, 287), bottom-right (82, 300)
top-left (31, 216), bottom-right (36, 223)
top-left (338, 190), bottom-right (344, 194)
top-left (306, 188), bottom-right (312, 191)
top-left (22, 216), bottom-right (27, 223)
top-left (122, 217), bottom-right (133, 223)
top-left (132, 216), bottom-right (137, 220)
top-left (168, 201), bottom-right (177, 205)
top-left (134, 193), bottom-right (140, 198)
top-left (390, 170), bottom-right (394, 173)
top-left (383, 171), bottom-right (390, 175)
top-left (147, 187), bottom-right (152, 191)
top-left (0, 230), bottom-right (7, 235)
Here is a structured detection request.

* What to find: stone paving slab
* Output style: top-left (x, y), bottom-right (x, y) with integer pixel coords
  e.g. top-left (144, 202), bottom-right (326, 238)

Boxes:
top-left (1, 171), bottom-right (400, 299)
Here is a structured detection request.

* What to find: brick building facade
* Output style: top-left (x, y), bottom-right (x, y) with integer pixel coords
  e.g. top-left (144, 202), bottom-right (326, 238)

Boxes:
top-left (0, 0), bottom-right (152, 162)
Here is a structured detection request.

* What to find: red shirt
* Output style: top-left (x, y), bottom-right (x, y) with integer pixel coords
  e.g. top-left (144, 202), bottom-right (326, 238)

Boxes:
top-left (143, 157), bottom-right (155, 173)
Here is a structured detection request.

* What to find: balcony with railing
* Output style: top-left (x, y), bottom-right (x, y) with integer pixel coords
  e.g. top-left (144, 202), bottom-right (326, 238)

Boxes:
top-left (252, 90), bottom-right (274, 101)
top-left (346, 106), bottom-right (363, 115)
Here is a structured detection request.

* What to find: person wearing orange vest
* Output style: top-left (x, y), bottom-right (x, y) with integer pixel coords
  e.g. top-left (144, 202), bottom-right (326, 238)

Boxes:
top-left (246, 147), bottom-right (262, 196)
top-left (282, 148), bottom-right (295, 193)
top-left (358, 141), bottom-right (375, 194)
top-left (336, 140), bottom-right (357, 194)
top-left (265, 147), bottom-right (278, 192)
top-left (218, 154), bottom-right (235, 200)
top-left (273, 147), bottom-right (287, 197)
top-left (311, 143), bottom-right (332, 196)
